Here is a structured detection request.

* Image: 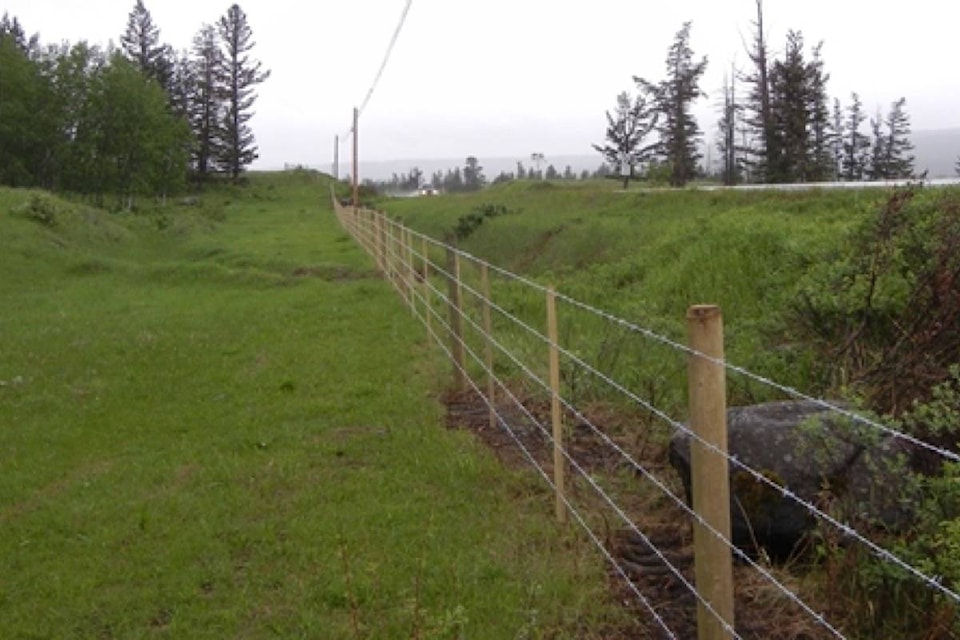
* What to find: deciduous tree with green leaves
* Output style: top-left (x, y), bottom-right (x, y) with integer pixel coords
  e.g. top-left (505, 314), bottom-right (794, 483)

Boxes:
top-left (593, 88), bottom-right (658, 188)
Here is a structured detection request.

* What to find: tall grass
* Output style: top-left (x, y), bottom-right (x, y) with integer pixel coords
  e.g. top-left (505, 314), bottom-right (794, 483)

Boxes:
top-left (383, 181), bottom-right (891, 413)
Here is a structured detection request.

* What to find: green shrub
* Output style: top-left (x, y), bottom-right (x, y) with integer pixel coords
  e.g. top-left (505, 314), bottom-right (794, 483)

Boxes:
top-left (790, 185), bottom-right (960, 414)
top-left (12, 192), bottom-right (68, 226)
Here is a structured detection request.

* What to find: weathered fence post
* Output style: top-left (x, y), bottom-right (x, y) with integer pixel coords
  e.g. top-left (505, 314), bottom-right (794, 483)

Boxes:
top-left (422, 237), bottom-right (431, 339)
top-left (547, 286), bottom-right (566, 523)
top-left (481, 264), bottom-right (496, 431)
top-left (377, 212), bottom-right (387, 274)
top-left (406, 227), bottom-right (415, 313)
top-left (446, 246), bottom-right (465, 391)
top-left (686, 304), bottom-right (734, 640)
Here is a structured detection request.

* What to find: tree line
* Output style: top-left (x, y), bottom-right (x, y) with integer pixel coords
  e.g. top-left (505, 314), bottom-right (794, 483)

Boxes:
top-left (0, 2), bottom-right (269, 207)
top-left (364, 154), bottom-right (618, 194)
top-left (596, 1), bottom-right (918, 188)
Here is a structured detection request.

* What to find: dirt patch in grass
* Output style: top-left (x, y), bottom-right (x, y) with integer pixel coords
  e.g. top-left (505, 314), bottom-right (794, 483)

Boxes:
top-left (443, 388), bottom-right (834, 639)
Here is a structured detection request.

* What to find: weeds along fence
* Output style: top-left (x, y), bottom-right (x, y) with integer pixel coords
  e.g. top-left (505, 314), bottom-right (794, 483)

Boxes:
top-left (331, 196), bottom-right (960, 639)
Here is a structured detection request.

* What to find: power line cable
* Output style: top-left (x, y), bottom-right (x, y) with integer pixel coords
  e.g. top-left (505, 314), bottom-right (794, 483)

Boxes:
top-left (340, 0), bottom-right (413, 140)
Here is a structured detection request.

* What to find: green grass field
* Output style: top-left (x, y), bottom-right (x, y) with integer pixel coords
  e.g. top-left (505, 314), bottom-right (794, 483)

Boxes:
top-left (0, 175), bottom-right (629, 639)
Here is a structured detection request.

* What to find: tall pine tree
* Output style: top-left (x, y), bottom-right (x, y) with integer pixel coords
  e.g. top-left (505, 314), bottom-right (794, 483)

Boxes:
top-left (120, 1), bottom-right (171, 91)
top-left (189, 24), bottom-right (221, 180)
top-left (842, 93), bottom-right (870, 181)
top-left (216, 4), bottom-right (270, 181)
top-left (882, 97), bottom-right (915, 179)
top-left (639, 21), bottom-right (707, 187)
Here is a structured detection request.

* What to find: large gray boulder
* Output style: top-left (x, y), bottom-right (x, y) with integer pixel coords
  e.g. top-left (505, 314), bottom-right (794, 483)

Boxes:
top-left (668, 400), bottom-right (912, 559)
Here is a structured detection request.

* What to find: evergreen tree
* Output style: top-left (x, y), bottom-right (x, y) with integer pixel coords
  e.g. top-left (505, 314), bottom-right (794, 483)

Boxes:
top-left (463, 156), bottom-right (485, 190)
top-left (741, 0), bottom-right (776, 182)
top-left (639, 21), bottom-right (707, 187)
top-left (882, 97), bottom-right (915, 179)
top-left (830, 97), bottom-right (844, 180)
top-left (0, 12), bottom-right (39, 55)
top-left (806, 42), bottom-right (833, 181)
top-left (842, 92), bottom-right (870, 181)
top-left (516, 161), bottom-right (526, 179)
top-left (867, 108), bottom-right (886, 180)
top-left (189, 24), bottom-right (221, 179)
top-left (216, 4), bottom-right (270, 181)
top-left (120, 1), bottom-right (171, 90)
top-left (167, 49), bottom-right (195, 121)
top-left (768, 31), bottom-right (809, 182)
top-left (716, 67), bottom-right (743, 186)
top-left (592, 88), bottom-right (658, 188)
top-left (955, 156), bottom-right (960, 177)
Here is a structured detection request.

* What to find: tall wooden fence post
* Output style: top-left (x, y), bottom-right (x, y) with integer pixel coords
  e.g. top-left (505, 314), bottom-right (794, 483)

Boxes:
top-left (481, 264), bottom-right (496, 431)
top-left (446, 247), bottom-right (465, 391)
top-left (687, 304), bottom-right (734, 640)
top-left (422, 237), bottom-right (432, 339)
top-left (547, 286), bottom-right (566, 523)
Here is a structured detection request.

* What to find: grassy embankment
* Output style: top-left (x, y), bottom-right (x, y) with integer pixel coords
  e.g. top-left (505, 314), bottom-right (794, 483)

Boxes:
top-left (0, 174), bottom-right (630, 639)
top-left (380, 180), bottom-right (904, 414)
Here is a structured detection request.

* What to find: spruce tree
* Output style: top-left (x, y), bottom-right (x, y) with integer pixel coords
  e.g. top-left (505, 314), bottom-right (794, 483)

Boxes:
top-left (741, 0), bottom-right (776, 182)
top-left (640, 21), bottom-right (707, 187)
top-left (120, 1), bottom-right (171, 90)
top-left (842, 92), bottom-right (869, 180)
top-left (216, 4), bottom-right (270, 181)
top-left (806, 43), bottom-right (833, 181)
top-left (830, 97), bottom-right (844, 180)
top-left (189, 24), bottom-right (221, 180)
top-left (882, 97), bottom-right (915, 179)
top-left (867, 109), bottom-right (887, 180)
top-left (715, 67), bottom-right (743, 185)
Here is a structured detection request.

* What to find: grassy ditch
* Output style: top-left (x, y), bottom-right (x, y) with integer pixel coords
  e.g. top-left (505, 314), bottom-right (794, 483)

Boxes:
top-left (0, 175), bottom-right (631, 638)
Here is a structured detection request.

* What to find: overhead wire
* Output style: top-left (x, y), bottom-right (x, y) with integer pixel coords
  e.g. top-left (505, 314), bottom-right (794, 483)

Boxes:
top-left (340, 0), bottom-right (414, 140)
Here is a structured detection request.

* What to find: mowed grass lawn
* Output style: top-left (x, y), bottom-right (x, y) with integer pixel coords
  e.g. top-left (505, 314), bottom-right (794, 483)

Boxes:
top-left (0, 175), bottom-right (625, 638)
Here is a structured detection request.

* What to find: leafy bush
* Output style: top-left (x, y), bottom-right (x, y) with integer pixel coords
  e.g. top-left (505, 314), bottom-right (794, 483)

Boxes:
top-left (12, 192), bottom-right (68, 226)
top-left (453, 203), bottom-right (517, 241)
top-left (790, 186), bottom-right (960, 414)
top-left (819, 369), bottom-right (960, 637)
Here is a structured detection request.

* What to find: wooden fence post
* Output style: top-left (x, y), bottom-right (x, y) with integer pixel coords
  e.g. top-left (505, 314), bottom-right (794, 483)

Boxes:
top-left (422, 237), bottom-right (431, 339)
top-left (406, 227), bottom-right (415, 313)
top-left (481, 264), bottom-right (496, 431)
top-left (446, 247), bottom-right (465, 391)
top-left (378, 213), bottom-right (387, 274)
top-left (687, 304), bottom-right (734, 640)
top-left (547, 286), bottom-right (566, 523)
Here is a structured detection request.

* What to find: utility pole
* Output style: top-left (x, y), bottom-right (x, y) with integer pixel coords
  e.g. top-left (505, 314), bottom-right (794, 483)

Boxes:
top-left (352, 107), bottom-right (359, 207)
top-left (333, 135), bottom-right (339, 181)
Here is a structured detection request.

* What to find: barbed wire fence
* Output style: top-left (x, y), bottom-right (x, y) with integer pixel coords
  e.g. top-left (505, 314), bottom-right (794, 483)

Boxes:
top-left (331, 195), bottom-right (960, 639)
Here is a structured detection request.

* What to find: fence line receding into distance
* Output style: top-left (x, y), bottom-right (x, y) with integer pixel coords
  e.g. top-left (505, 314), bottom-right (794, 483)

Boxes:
top-left (331, 195), bottom-right (959, 640)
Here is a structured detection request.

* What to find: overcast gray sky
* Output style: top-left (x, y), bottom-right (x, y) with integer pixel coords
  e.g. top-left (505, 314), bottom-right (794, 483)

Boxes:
top-left (5, 0), bottom-right (959, 170)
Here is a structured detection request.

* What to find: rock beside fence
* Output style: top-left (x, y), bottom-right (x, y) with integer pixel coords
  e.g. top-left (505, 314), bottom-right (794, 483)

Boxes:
top-left (668, 400), bottom-right (913, 560)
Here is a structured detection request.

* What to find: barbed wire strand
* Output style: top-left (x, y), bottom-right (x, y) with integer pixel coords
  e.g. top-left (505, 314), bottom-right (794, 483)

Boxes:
top-left (406, 258), bottom-right (843, 638)
top-left (400, 267), bottom-right (680, 639)
top-left (381, 212), bottom-right (960, 467)
top-left (338, 203), bottom-right (960, 623)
